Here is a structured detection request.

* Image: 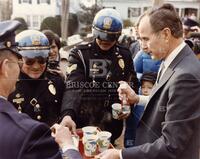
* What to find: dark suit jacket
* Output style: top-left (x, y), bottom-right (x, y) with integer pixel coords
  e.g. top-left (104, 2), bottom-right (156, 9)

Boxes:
top-left (122, 45), bottom-right (200, 159)
top-left (0, 98), bottom-right (82, 159)
top-left (64, 149), bottom-right (83, 159)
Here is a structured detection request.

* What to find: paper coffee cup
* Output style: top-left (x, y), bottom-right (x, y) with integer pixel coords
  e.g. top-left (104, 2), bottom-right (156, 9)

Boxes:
top-left (98, 131), bottom-right (112, 152)
top-left (112, 103), bottom-right (122, 119)
top-left (83, 134), bottom-right (98, 157)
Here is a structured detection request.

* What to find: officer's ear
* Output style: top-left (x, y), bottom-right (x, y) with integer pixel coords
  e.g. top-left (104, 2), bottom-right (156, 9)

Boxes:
top-left (0, 59), bottom-right (9, 77)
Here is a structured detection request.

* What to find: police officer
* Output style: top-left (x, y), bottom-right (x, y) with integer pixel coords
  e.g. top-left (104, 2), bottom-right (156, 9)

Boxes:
top-left (0, 20), bottom-right (81, 159)
top-left (183, 17), bottom-right (200, 39)
top-left (61, 8), bottom-right (138, 143)
top-left (8, 30), bottom-right (65, 126)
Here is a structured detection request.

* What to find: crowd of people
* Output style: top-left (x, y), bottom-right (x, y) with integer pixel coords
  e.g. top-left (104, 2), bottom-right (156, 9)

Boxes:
top-left (0, 3), bottom-right (200, 159)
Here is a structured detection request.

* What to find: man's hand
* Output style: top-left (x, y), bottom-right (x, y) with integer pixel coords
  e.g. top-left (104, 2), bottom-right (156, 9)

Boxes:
top-left (95, 149), bottom-right (121, 159)
top-left (118, 81), bottom-right (139, 105)
top-left (51, 124), bottom-right (73, 149)
top-left (47, 67), bottom-right (66, 80)
top-left (117, 110), bottom-right (130, 120)
top-left (60, 115), bottom-right (76, 135)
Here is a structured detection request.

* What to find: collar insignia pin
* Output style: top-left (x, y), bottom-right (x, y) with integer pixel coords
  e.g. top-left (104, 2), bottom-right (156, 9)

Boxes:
top-left (118, 59), bottom-right (125, 69)
top-left (48, 84), bottom-right (56, 95)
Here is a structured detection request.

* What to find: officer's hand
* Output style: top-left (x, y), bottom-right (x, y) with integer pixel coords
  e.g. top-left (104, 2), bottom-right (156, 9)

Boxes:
top-left (51, 124), bottom-right (74, 149)
top-left (60, 115), bottom-right (77, 135)
top-left (118, 81), bottom-right (139, 105)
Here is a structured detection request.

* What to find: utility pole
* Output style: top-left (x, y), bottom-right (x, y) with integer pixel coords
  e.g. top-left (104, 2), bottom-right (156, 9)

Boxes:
top-left (61, 0), bottom-right (70, 42)
top-left (95, 0), bottom-right (97, 10)
top-left (0, 0), bottom-right (12, 21)
top-left (152, 0), bottom-right (164, 7)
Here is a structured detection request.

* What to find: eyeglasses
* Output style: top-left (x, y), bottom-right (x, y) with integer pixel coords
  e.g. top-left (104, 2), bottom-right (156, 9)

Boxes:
top-left (24, 57), bottom-right (47, 65)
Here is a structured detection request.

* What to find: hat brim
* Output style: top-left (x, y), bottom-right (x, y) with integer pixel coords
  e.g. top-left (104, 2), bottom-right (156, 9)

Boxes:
top-left (0, 47), bottom-right (22, 59)
top-left (19, 50), bottom-right (49, 58)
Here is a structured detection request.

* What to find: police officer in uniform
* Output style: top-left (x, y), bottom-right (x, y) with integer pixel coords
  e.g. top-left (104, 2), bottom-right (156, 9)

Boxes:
top-left (0, 20), bottom-right (81, 159)
top-left (8, 30), bottom-right (65, 126)
top-left (61, 8), bottom-right (138, 143)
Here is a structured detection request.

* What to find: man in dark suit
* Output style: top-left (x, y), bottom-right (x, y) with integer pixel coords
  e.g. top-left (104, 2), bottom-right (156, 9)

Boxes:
top-left (97, 3), bottom-right (200, 159)
top-left (0, 20), bottom-right (82, 159)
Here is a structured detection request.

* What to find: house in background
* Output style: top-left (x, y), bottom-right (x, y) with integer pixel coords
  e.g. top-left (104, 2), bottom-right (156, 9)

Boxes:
top-left (11, 0), bottom-right (200, 30)
top-left (12, 0), bottom-right (61, 29)
top-left (11, 0), bottom-right (83, 30)
top-left (101, 0), bottom-right (200, 23)
top-left (0, 0), bottom-right (12, 21)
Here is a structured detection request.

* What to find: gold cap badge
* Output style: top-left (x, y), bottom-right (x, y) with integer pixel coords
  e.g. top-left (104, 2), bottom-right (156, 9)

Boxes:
top-left (103, 17), bottom-right (112, 29)
top-left (31, 35), bottom-right (41, 45)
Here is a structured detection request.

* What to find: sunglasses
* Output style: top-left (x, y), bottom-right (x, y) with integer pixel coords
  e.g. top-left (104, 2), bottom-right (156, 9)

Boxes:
top-left (24, 57), bottom-right (47, 65)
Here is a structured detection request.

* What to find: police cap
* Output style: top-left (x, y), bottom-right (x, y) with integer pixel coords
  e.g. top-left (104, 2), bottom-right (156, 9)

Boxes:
top-left (0, 20), bottom-right (22, 58)
top-left (140, 72), bottom-right (157, 85)
top-left (183, 18), bottom-right (199, 28)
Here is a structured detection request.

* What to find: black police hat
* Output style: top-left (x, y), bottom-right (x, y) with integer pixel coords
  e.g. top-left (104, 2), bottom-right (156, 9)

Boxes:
top-left (140, 72), bottom-right (157, 85)
top-left (0, 20), bottom-right (22, 58)
top-left (183, 18), bottom-right (199, 28)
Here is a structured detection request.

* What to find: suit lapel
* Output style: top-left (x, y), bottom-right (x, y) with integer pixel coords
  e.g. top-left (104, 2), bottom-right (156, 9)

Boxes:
top-left (149, 68), bottom-right (174, 100)
top-left (0, 98), bottom-right (16, 113)
top-left (145, 45), bottom-right (191, 107)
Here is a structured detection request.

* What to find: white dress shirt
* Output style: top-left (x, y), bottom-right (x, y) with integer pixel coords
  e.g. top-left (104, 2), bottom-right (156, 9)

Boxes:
top-left (0, 95), bottom-right (7, 100)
